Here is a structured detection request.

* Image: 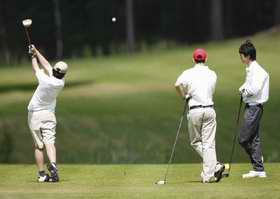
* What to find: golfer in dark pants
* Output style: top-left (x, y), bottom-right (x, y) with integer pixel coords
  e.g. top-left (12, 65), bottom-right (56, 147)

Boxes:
top-left (238, 40), bottom-right (269, 178)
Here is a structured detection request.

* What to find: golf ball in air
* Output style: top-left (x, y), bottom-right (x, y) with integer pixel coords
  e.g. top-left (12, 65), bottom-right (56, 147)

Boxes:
top-left (112, 17), bottom-right (117, 22)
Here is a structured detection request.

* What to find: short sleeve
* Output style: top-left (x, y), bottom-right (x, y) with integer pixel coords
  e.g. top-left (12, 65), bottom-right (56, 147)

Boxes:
top-left (175, 71), bottom-right (189, 87)
top-left (212, 71), bottom-right (217, 84)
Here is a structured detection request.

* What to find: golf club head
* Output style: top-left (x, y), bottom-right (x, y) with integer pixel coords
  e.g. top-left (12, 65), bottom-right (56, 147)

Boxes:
top-left (222, 163), bottom-right (230, 177)
top-left (155, 180), bottom-right (166, 185)
top-left (22, 19), bottom-right (32, 27)
top-left (223, 172), bottom-right (229, 177)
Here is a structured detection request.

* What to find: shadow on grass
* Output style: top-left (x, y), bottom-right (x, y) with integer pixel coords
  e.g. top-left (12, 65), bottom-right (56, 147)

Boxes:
top-left (167, 180), bottom-right (202, 185)
top-left (0, 80), bottom-right (94, 94)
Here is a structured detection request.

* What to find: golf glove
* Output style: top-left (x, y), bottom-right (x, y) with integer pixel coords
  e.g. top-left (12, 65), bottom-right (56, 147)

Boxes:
top-left (28, 44), bottom-right (36, 56)
top-left (184, 94), bottom-right (191, 100)
top-left (239, 84), bottom-right (248, 98)
top-left (240, 88), bottom-right (249, 98)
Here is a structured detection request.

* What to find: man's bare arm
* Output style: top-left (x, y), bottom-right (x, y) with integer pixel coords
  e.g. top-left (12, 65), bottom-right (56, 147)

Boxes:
top-left (31, 56), bottom-right (40, 73)
top-left (32, 46), bottom-right (52, 76)
top-left (175, 84), bottom-right (188, 99)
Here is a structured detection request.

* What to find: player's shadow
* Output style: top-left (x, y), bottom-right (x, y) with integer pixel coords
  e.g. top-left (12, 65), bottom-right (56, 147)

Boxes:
top-left (167, 180), bottom-right (202, 185)
top-left (0, 80), bottom-right (94, 94)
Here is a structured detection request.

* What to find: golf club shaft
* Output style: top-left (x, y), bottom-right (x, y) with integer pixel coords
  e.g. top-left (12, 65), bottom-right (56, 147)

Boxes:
top-left (24, 27), bottom-right (31, 46)
top-left (228, 95), bottom-right (243, 174)
top-left (164, 98), bottom-right (189, 182)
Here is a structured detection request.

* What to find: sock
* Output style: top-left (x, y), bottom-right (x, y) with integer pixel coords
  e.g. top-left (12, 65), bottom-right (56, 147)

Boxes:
top-left (38, 170), bottom-right (46, 176)
top-left (51, 162), bottom-right (57, 168)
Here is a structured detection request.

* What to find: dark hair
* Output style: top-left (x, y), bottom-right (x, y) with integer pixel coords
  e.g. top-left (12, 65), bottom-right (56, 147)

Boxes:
top-left (239, 40), bottom-right (256, 61)
top-left (194, 55), bottom-right (205, 63)
top-left (195, 59), bottom-right (205, 63)
top-left (52, 69), bottom-right (65, 79)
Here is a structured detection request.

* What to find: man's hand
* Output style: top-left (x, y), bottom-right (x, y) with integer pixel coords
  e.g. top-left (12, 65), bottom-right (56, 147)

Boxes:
top-left (184, 94), bottom-right (191, 101)
top-left (239, 88), bottom-right (244, 97)
top-left (240, 88), bottom-right (254, 98)
top-left (28, 44), bottom-right (37, 57)
top-left (239, 84), bottom-right (247, 97)
top-left (175, 84), bottom-right (189, 100)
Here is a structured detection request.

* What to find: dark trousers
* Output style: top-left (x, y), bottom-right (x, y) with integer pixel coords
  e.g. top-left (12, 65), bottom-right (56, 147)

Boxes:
top-left (239, 104), bottom-right (264, 171)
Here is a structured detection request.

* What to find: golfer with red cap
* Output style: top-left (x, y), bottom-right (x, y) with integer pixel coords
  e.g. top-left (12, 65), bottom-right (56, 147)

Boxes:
top-left (175, 49), bottom-right (225, 183)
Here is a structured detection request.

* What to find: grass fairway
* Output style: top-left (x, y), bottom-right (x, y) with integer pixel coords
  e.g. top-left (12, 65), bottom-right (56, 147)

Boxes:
top-left (0, 31), bottom-right (280, 163)
top-left (0, 164), bottom-right (279, 199)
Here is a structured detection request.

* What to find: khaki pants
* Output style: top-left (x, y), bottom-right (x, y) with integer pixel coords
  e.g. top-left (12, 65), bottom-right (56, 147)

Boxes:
top-left (28, 110), bottom-right (57, 149)
top-left (187, 107), bottom-right (217, 182)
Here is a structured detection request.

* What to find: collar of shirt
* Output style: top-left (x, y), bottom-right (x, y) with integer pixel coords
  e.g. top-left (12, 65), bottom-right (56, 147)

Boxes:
top-left (246, 60), bottom-right (257, 73)
top-left (194, 63), bottom-right (208, 69)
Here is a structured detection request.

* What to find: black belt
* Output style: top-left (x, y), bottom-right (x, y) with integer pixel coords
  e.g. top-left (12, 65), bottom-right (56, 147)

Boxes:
top-left (189, 105), bottom-right (214, 110)
top-left (245, 103), bottom-right (263, 108)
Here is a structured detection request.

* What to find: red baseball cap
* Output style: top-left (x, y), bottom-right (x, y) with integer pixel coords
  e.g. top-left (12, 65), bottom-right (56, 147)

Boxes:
top-left (193, 48), bottom-right (207, 62)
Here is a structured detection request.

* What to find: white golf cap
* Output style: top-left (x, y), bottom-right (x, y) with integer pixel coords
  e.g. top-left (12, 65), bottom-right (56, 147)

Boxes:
top-left (54, 61), bottom-right (68, 74)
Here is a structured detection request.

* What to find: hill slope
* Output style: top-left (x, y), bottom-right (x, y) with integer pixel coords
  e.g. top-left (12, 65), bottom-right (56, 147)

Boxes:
top-left (0, 32), bottom-right (280, 163)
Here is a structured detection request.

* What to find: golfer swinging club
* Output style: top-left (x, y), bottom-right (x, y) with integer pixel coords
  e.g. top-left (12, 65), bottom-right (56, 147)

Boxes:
top-left (175, 49), bottom-right (224, 183)
top-left (27, 45), bottom-right (68, 182)
top-left (238, 40), bottom-right (269, 178)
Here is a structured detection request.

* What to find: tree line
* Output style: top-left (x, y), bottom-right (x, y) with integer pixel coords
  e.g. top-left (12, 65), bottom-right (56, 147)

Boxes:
top-left (0, 0), bottom-right (279, 64)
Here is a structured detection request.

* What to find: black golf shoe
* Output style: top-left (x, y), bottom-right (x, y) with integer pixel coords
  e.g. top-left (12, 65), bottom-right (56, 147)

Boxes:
top-left (214, 164), bottom-right (225, 182)
top-left (48, 162), bottom-right (59, 182)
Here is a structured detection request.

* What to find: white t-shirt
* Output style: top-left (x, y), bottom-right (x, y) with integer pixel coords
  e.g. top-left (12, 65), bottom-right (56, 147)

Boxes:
top-left (175, 64), bottom-right (217, 107)
top-left (28, 69), bottom-right (64, 112)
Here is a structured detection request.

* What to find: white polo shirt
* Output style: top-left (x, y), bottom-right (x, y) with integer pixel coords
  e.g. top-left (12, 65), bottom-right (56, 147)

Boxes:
top-left (28, 69), bottom-right (64, 112)
top-left (175, 64), bottom-right (217, 107)
top-left (239, 61), bottom-right (269, 105)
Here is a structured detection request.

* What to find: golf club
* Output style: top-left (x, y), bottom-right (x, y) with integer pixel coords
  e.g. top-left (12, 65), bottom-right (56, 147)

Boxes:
top-left (155, 97), bottom-right (189, 185)
top-left (22, 19), bottom-right (32, 46)
top-left (223, 95), bottom-right (243, 177)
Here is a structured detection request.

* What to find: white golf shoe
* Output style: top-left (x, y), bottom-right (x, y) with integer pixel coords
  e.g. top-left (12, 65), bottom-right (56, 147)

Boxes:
top-left (37, 174), bottom-right (49, 182)
top-left (242, 170), bottom-right (267, 179)
top-left (202, 176), bottom-right (217, 183)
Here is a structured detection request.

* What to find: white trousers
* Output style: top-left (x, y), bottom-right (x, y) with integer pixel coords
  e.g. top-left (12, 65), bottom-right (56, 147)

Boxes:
top-left (187, 107), bottom-right (217, 182)
top-left (28, 110), bottom-right (57, 149)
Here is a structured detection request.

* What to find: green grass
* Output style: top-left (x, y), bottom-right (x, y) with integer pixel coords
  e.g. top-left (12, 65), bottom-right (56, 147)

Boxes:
top-left (0, 164), bottom-right (279, 199)
top-left (0, 31), bottom-right (280, 163)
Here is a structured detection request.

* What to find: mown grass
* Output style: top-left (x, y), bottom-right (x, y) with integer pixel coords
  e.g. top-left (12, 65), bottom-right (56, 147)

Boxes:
top-left (0, 31), bottom-right (280, 163)
top-left (0, 164), bottom-right (279, 199)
